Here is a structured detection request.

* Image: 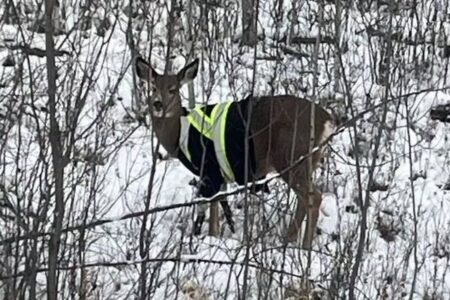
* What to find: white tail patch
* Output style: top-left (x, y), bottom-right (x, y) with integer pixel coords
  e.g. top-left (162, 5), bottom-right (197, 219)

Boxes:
top-left (319, 120), bottom-right (335, 144)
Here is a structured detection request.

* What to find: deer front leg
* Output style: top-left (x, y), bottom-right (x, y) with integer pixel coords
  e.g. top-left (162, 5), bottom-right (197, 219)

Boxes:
top-left (220, 199), bottom-right (235, 233)
top-left (193, 202), bottom-right (208, 235)
top-left (194, 175), bottom-right (228, 236)
top-left (193, 199), bottom-right (235, 236)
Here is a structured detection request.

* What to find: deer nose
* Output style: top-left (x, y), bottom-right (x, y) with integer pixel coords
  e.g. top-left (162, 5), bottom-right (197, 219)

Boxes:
top-left (153, 100), bottom-right (163, 111)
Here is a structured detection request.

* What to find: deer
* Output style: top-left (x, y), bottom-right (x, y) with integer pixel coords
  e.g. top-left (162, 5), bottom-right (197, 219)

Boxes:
top-left (135, 56), bottom-right (335, 248)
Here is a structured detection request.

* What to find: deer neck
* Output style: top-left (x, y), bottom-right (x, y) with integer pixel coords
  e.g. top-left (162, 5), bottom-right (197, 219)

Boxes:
top-left (152, 115), bottom-right (181, 156)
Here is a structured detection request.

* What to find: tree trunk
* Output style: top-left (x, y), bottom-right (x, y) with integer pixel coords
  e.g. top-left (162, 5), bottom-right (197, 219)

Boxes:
top-left (45, 0), bottom-right (66, 298)
top-left (241, 0), bottom-right (257, 46)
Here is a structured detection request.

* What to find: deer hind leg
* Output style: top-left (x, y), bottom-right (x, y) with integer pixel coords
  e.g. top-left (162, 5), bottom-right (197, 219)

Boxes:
top-left (286, 184), bottom-right (322, 248)
top-left (279, 153), bottom-right (322, 248)
top-left (286, 186), bottom-right (306, 243)
top-left (300, 189), bottom-right (322, 249)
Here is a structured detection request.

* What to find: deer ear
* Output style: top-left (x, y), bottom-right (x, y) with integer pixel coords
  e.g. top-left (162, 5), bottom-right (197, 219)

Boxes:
top-left (177, 58), bottom-right (199, 85)
top-left (135, 57), bottom-right (158, 83)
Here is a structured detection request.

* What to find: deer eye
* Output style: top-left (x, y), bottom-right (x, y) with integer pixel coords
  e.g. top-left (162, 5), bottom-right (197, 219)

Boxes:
top-left (168, 89), bottom-right (177, 95)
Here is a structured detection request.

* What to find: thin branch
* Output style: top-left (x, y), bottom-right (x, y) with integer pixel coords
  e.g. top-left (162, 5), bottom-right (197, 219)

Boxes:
top-left (8, 44), bottom-right (71, 57)
top-left (0, 256), bottom-right (304, 281)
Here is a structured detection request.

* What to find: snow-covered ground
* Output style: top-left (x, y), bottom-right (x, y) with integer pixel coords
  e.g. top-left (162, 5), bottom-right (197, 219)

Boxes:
top-left (1, 1), bottom-right (450, 299)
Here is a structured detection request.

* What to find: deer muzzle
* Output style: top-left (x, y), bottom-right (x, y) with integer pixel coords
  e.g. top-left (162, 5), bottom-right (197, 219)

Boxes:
top-left (153, 100), bottom-right (163, 111)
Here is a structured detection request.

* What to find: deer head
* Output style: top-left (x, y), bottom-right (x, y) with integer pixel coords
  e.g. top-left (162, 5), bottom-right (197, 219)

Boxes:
top-left (135, 57), bottom-right (199, 118)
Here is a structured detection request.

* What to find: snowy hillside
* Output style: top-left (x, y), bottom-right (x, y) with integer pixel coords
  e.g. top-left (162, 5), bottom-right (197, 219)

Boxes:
top-left (1, 0), bottom-right (450, 299)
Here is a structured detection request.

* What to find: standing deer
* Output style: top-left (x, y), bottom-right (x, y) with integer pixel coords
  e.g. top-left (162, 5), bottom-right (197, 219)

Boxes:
top-left (135, 56), bottom-right (335, 248)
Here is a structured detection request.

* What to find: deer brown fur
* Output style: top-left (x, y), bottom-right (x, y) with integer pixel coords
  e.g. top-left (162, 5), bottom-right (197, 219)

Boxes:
top-left (135, 57), bottom-right (335, 248)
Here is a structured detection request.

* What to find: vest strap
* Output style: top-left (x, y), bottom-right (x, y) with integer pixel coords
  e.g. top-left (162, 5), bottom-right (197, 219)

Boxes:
top-left (181, 103), bottom-right (235, 182)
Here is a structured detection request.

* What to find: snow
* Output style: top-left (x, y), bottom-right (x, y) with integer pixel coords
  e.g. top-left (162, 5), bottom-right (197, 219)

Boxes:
top-left (1, 0), bottom-right (450, 299)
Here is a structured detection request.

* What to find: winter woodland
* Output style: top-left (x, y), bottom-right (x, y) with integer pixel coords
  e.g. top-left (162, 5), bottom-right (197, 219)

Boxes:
top-left (1, 0), bottom-right (450, 299)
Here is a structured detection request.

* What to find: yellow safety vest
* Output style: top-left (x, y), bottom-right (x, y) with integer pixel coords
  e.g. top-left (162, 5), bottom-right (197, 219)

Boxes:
top-left (179, 102), bottom-right (235, 182)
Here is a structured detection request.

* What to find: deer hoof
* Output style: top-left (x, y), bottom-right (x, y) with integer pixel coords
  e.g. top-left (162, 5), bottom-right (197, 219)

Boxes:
top-left (285, 232), bottom-right (299, 244)
top-left (286, 224), bottom-right (301, 243)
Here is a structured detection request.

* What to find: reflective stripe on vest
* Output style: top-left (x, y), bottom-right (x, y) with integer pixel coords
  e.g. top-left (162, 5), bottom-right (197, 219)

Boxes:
top-left (213, 102), bottom-right (234, 182)
top-left (180, 102), bottom-right (235, 182)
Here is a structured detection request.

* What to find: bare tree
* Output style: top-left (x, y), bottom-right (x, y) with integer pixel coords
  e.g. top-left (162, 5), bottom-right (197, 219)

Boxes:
top-left (242, 0), bottom-right (257, 46)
